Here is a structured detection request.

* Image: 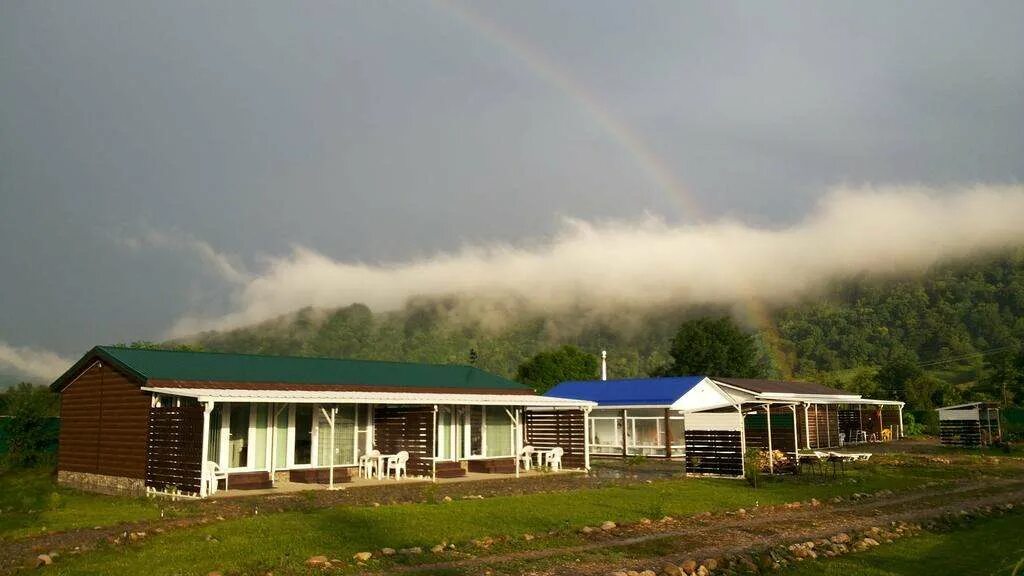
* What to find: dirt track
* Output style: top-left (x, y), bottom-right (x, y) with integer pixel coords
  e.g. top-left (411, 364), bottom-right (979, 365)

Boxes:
top-left (385, 477), bottom-right (1024, 575)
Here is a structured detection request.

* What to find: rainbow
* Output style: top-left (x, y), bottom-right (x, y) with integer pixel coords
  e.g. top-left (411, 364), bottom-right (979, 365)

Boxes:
top-left (432, 0), bottom-right (792, 377)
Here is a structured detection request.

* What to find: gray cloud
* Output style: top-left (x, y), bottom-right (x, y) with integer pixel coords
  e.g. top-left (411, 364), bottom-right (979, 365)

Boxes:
top-left (169, 185), bottom-right (1024, 337)
top-left (1, 1), bottom-right (1022, 353)
top-left (0, 342), bottom-right (72, 383)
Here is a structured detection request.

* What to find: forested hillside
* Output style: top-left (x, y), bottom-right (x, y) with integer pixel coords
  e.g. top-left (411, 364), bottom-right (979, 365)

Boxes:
top-left (190, 248), bottom-right (1024, 408)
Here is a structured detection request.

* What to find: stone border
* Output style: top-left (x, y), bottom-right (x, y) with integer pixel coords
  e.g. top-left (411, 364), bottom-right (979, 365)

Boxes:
top-left (57, 471), bottom-right (145, 497)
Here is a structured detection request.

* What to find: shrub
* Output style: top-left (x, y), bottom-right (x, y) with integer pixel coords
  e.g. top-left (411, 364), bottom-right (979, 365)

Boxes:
top-left (903, 412), bottom-right (926, 437)
top-left (744, 447), bottom-right (762, 488)
top-left (2, 383), bottom-right (59, 467)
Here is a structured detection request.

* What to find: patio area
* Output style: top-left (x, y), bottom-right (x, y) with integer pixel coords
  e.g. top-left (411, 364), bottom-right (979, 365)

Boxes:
top-left (207, 467), bottom-right (581, 498)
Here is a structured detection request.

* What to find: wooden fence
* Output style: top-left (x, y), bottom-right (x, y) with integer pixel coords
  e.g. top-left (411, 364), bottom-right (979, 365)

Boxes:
top-left (523, 409), bottom-right (586, 469)
top-left (145, 406), bottom-right (204, 494)
top-left (683, 430), bottom-right (743, 476)
top-left (939, 420), bottom-right (982, 447)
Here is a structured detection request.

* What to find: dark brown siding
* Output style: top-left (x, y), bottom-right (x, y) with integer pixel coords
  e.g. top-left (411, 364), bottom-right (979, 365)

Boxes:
top-left (58, 362), bottom-right (150, 479)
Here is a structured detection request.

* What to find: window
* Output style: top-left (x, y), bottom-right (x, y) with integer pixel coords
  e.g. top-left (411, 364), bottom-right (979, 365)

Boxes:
top-left (436, 407), bottom-right (453, 460)
top-left (228, 403), bottom-right (251, 468)
top-left (293, 405), bottom-right (313, 465)
top-left (589, 416), bottom-right (622, 455)
top-left (316, 405), bottom-right (356, 466)
top-left (208, 405), bottom-right (222, 464)
top-left (484, 406), bottom-right (512, 457)
top-left (252, 404), bottom-right (269, 469)
top-left (274, 407), bottom-right (288, 467)
top-left (469, 407), bottom-right (483, 456)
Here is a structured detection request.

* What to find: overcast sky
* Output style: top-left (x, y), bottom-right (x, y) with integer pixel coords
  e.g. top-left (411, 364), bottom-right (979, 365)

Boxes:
top-left (2, 1), bottom-right (1023, 372)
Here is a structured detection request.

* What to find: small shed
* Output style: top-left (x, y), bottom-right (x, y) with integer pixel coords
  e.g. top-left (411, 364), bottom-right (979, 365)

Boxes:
top-left (936, 402), bottom-right (1002, 447)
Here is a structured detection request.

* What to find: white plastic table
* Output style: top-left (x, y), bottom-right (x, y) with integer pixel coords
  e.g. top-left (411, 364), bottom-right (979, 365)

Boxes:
top-left (376, 453), bottom-right (398, 479)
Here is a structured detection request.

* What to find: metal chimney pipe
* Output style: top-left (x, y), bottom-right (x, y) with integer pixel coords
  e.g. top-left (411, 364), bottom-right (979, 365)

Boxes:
top-left (601, 350), bottom-right (607, 381)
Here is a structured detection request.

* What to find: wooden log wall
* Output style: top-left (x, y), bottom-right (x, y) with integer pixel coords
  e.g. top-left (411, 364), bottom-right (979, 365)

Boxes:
top-left (683, 430), bottom-right (742, 476)
top-left (373, 406), bottom-right (434, 477)
top-left (145, 406), bottom-right (204, 494)
top-left (523, 409), bottom-right (586, 469)
top-left (939, 420), bottom-right (981, 447)
top-left (57, 362), bottom-right (151, 479)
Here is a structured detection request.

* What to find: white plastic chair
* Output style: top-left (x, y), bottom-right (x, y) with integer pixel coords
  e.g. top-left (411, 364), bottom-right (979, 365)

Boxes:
top-left (359, 450), bottom-right (381, 479)
top-left (386, 451), bottom-right (409, 480)
top-left (206, 461), bottom-right (228, 495)
top-left (519, 445), bottom-right (535, 471)
top-left (839, 432), bottom-right (846, 447)
top-left (546, 447), bottom-right (564, 471)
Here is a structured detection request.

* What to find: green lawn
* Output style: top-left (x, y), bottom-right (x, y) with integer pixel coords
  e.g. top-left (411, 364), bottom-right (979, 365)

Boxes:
top-left (39, 461), bottom-right (968, 576)
top-left (786, 513), bottom-right (1024, 576)
top-left (0, 468), bottom-right (168, 540)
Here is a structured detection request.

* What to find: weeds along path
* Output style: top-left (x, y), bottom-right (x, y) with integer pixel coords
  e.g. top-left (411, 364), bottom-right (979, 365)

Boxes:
top-left (384, 477), bottom-right (1024, 576)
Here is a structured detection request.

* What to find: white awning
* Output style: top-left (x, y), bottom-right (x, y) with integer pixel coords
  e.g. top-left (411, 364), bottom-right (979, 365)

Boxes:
top-left (142, 387), bottom-right (596, 408)
top-left (753, 395), bottom-right (904, 406)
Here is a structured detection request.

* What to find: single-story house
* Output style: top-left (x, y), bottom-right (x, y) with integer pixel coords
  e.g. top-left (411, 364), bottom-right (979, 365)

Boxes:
top-left (936, 402), bottom-right (1002, 447)
top-left (545, 375), bottom-right (904, 477)
top-left (50, 346), bottom-right (594, 497)
top-left (544, 376), bottom-right (734, 458)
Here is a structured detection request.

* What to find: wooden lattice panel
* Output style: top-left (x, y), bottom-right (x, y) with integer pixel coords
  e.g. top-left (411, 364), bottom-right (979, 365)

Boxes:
top-left (523, 410), bottom-right (586, 469)
top-left (373, 406), bottom-right (435, 477)
top-left (684, 430), bottom-right (742, 476)
top-left (145, 406), bottom-right (204, 494)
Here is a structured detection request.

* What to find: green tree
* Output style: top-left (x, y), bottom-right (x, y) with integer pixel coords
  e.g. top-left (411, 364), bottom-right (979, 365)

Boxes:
top-left (515, 345), bottom-right (599, 393)
top-left (2, 382), bottom-right (59, 466)
top-left (660, 317), bottom-right (766, 378)
top-left (875, 355), bottom-right (924, 401)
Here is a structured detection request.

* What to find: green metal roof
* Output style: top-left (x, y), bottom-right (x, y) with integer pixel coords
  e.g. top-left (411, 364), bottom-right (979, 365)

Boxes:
top-left (51, 346), bottom-right (530, 392)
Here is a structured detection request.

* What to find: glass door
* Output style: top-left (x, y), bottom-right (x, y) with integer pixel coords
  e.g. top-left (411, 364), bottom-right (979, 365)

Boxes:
top-left (293, 405), bottom-right (313, 466)
top-left (436, 407), bottom-right (453, 460)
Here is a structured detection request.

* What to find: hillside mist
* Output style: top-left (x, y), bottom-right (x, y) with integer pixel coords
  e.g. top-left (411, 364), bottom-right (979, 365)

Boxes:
top-left (189, 249), bottom-right (1024, 399)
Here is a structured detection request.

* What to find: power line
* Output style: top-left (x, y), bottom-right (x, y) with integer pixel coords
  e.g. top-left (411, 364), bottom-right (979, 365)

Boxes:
top-left (916, 345), bottom-right (1018, 368)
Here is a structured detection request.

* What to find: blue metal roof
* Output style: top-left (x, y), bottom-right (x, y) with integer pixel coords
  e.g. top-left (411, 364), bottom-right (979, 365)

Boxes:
top-left (545, 376), bottom-right (706, 406)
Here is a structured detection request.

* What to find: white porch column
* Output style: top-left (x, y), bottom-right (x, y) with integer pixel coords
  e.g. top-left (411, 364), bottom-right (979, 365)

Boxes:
top-left (790, 405), bottom-right (800, 464)
top-left (737, 404), bottom-right (746, 479)
top-left (765, 404), bottom-right (774, 474)
top-left (803, 403), bottom-right (811, 449)
top-left (329, 407), bottom-right (337, 488)
top-left (319, 406), bottom-right (337, 489)
top-left (824, 404), bottom-right (832, 447)
top-left (583, 407), bottom-right (591, 471)
top-left (506, 407), bottom-right (520, 478)
top-left (898, 404), bottom-right (905, 439)
top-left (432, 405), bottom-right (439, 482)
top-left (199, 401), bottom-right (214, 497)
